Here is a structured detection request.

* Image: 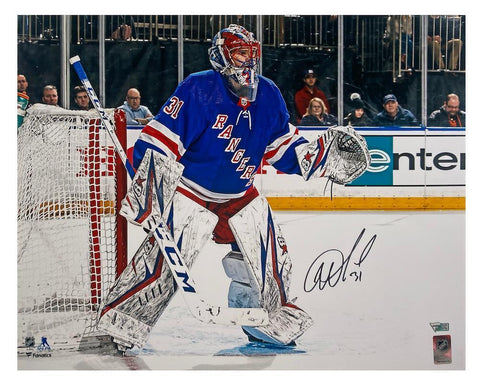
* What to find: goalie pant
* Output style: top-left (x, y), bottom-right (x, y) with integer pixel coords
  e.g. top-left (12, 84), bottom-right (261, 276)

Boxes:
top-left (96, 150), bottom-right (313, 348)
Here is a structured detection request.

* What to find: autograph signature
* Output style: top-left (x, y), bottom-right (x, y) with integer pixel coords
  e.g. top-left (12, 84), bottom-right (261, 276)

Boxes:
top-left (303, 228), bottom-right (377, 292)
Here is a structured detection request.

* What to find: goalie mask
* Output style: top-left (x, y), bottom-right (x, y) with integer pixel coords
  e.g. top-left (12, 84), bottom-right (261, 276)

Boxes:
top-left (208, 24), bottom-right (261, 102)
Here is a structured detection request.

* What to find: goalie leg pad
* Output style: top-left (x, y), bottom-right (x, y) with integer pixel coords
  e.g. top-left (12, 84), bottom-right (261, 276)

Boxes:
top-left (99, 308), bottom-right (153, 350)
top-left (228, 195), bottom-right (292, 312)
top-left (168, 190), bottom-right (219, 267)
top-left (120, 148), bottom-right (184, 230)
top-left (96, 232), bottom-right (173, 348)
top-left (97, 191), bottom-right (218, 348)
top-left (228, 195), bottom-right (313, 345)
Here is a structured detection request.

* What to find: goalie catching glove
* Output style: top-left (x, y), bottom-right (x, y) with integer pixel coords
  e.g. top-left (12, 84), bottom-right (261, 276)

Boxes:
top-left (295, 125), bottom-right (371, 185)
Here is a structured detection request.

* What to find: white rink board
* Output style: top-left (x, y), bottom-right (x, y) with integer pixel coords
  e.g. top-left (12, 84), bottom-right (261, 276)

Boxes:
top-left (257, 128), bottom-right (466, 198)
top-left (127, 126), bottom-right (466, 199)
top-left (18, 210), bottom-right (466, 371)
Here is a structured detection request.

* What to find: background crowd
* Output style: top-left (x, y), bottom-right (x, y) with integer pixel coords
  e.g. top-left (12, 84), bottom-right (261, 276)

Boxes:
top-left (17, 14), bottom-right (466, 129)
top-left (18, 68), bottom-right (465, 129)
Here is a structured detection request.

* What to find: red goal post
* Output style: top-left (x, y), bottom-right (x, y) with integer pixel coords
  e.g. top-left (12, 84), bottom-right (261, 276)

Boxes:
top-left (17, 104), bottom-right (128, 352)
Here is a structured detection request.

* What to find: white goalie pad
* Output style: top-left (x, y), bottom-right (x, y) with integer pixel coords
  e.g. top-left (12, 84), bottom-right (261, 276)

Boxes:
top-left (97, 191), bottom-right (218, 349)
top-left (96, 232), bottom-right (172, 349)
top-left (167, 191), bottom-right (218, 267)
top-left (228, 195), bottom-right (292, 312)
top-left (295, 125), bottom-right (371, 185)
top-left (120, 149), bottom-right (184, 230)
top-left (227, 195), bottom-right (313, 345)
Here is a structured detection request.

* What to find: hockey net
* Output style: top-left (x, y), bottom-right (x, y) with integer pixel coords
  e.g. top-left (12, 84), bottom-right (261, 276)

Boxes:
top-left (17, 104), bottom-right (127, 352)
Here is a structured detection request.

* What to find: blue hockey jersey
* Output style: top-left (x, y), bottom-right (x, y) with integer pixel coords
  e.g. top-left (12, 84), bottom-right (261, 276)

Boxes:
top-left (133, 70), bottom-right (308, 202)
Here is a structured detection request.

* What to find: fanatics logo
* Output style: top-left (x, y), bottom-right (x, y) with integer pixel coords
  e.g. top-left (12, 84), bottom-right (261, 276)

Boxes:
top-left (23, 336), bottom-right (53, 358)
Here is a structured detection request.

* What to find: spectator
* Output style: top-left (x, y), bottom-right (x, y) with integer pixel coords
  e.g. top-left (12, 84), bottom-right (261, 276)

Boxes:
top-left (41, 85), bottom-right (59, 106)
top-left (294, 69), bottom-right (330, 124)
top-left (72, 85), bottom-right (91, 111)
top-left (428, 16), bottom-right (444, 70)
top-left (428, 93), bottom-right (465, 127)
top-left (18, 74), bottom-right (29, 96)
top-left (18, 74), bottom-right (35, 107)
top-left (428, 16), bottom-right (464, 71)
top-left (343, 98), bottom-right (372, 126)
top-left (385, 15), bottom-right (413, 69)
top-left (444, 16), bottom-right (464, 71)
top-left (372, 94), bottom-right (419, 127)
top-left (18, 74), bottom-right (30, 129)
top-left (300, 97), bottom-right (337, 126)
top-left (118, 88), bottom-right (154, 125)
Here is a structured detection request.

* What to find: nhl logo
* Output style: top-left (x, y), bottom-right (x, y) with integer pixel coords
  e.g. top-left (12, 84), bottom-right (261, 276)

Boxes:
top-left (436, 338), bottom-right (449, 352)
top-left (24, 336), bottom-right (35, 348)
top-left (433, 335), bottom-right (452, 364)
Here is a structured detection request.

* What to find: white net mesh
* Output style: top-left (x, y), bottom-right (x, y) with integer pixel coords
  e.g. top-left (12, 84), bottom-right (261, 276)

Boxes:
top-left (17, 104), bottom-right (126, 351)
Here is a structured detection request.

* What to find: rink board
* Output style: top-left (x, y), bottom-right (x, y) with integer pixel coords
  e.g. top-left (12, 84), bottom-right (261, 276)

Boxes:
top-left (125, 126), bottom-right (466, 211)
top-left (18, 210), bottom-right (466, 371)
top-left (257, 127), bottom-right (465, 210)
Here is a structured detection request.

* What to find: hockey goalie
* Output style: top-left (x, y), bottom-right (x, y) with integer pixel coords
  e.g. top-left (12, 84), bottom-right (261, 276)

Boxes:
top-left (97, 24), bottom-right (370, 352)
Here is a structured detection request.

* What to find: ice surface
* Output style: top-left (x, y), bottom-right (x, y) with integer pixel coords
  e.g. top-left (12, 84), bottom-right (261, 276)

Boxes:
top-left (18, 210), bottom-right (466, 371)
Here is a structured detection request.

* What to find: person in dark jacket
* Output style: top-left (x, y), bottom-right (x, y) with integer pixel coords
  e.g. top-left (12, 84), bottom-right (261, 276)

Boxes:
top-left (428, 93), bottom-right (465, 127)
top-left (72, 85), bottom-right (92, 111)
top-left (343, 98), bottom-right (372, 126)
top-left (372, 94), bottom-right (419, 127)
top-left (300, 97), bottom-right (337, 126)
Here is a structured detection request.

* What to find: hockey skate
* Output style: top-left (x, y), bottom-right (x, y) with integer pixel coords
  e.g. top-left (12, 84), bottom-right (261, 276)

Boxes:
top-left (242, 328), bottom-right (296, 346)
top-left (241, 304), bottom-right (313, 346)
top-left (112, 336), bottom-right (134, 355)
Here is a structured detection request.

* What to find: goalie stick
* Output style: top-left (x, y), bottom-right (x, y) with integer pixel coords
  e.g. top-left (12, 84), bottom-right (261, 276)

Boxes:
top-left (69, 55), bottom-right (269, 327)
